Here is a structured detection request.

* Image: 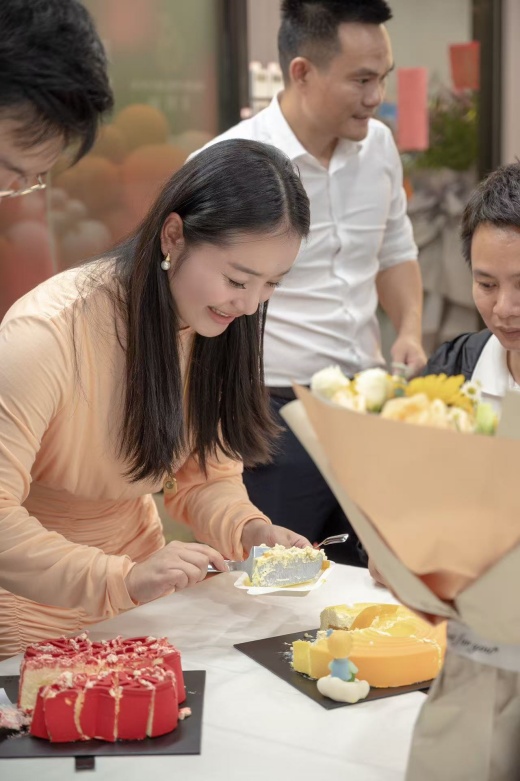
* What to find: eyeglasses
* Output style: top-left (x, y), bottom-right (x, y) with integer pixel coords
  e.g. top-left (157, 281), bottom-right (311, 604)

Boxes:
top-left (0, 174), bottom-right (47, 199)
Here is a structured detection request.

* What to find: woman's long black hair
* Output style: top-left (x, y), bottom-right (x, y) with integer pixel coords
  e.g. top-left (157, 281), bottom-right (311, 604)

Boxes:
top-left (80, 139), bottom-right (310, 483)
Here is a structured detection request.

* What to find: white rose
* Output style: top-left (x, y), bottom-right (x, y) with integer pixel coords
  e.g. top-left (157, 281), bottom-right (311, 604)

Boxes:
top-left (424, 398), bottom-right (452, 429)
top-left (331, 388), bottom-right (367, 413)
top-left (311, 365), bottom-right (350, 400)
top-left (447, 406), bottom-right (474, 433)
top-left (354, 368), bottom-right (393, 412)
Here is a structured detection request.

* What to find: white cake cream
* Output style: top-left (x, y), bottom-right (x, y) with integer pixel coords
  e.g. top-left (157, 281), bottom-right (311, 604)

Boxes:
top-left (250, 544), bottom-right (327, 587)
top-left (317, 676), bottom-right (370, 703)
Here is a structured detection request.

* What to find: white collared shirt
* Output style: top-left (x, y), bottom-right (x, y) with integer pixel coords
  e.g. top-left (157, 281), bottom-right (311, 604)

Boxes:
top-left (472, 335), bottom-right (520, 415)
top-left (202, 95), bottom-right (418, 386)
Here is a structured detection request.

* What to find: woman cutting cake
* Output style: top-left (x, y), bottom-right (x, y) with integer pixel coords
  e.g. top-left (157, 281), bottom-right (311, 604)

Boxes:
top-left (0, 139), bottom-right (311, 659)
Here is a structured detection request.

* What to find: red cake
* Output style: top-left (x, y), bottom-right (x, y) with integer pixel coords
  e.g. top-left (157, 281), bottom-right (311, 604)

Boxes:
top-left (30, 666), bottom-right (178, 742)
top-left (18, 633), bottom-right (186, 742)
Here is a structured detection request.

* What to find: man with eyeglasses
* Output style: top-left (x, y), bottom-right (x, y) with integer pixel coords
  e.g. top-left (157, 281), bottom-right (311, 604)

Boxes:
top-left (0, 0), bottom-right (113, 203)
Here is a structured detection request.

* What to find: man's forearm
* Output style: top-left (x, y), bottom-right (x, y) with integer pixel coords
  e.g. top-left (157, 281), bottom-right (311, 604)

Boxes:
top-left (376, 260), bottom-right (423, 338)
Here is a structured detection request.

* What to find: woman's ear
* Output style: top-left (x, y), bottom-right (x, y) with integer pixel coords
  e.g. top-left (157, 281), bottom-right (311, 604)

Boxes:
top-left (160, 213), bottom-right (185, 257)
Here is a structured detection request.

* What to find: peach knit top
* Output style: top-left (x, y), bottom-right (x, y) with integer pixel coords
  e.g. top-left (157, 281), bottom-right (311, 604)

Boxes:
top-left (0, 267), bottom-right (268, 659)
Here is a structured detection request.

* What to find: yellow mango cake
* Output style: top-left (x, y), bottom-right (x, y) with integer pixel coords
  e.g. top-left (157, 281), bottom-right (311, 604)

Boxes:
top-left (292, 603), bottom-right (446, 688)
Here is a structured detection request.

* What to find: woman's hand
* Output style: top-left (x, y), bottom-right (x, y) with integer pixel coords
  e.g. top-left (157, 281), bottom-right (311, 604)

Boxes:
top-left (241, 518), bottom-right (311, 552)
top-left (125, 541), bottom-right (228, 604)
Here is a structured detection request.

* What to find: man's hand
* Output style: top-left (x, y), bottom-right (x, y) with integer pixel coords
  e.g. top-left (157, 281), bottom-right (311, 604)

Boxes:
top-left (241, 518), bottom-right (311, 552)
top-left (125, 541), bottom-right (228, 604)
top-left (377, 261), bottom-right (425, 378)
top-left (391, 333), bottom-right (427, 378)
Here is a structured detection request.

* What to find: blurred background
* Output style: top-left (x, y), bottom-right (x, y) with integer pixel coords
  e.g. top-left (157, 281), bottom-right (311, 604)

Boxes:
top-left (0, 0), bottom-right (517, 538)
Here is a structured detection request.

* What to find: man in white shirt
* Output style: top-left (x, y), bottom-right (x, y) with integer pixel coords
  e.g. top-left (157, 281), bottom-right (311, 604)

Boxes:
top-left (198, 0), bottom-right (426, 561)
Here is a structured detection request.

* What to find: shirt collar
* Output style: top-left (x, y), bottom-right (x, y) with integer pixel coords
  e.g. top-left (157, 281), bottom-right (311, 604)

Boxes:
top-left (329, 137), bottom-right (363, 173)
top-left (265, 93), bottom-right (363, 167)
top-left (472, 334), bottom-right (513, 397)
top-left (264, 94), bottom-right (308, 161)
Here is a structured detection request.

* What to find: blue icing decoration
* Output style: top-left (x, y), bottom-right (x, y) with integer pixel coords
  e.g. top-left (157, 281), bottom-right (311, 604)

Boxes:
top-left (326, 629), bottom-right (334, 637)
top-left (329, 657), bottom-right (357, 682)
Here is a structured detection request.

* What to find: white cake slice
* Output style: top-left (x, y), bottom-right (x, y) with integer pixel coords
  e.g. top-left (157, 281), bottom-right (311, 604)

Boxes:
top-left (251, 545), bottom-right (326, 587)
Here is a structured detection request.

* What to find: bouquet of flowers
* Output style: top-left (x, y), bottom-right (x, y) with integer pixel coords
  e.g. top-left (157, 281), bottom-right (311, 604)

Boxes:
top-left (311, 365), bottom-right (497, 435)
top-left (280, 368), bottom-right (520, 781)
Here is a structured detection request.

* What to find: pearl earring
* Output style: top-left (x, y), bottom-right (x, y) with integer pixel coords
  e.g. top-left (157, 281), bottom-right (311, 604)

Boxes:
top-left (161, 253), bottom-right (171, 271)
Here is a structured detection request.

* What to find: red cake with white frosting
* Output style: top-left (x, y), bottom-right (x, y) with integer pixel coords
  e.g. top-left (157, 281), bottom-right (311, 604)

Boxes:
top-left (30, 666), bottom-right (178, 742)
top-left (17, 634), bottom-right (186, 742)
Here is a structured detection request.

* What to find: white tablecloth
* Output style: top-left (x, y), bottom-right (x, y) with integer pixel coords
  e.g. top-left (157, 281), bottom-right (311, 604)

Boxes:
top-left (0, 565), bottom-right (425, 781)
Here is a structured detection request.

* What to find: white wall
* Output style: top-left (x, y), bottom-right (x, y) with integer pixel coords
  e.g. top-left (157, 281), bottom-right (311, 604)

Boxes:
top-left (247, 0), bottom-right (280, 65)
top-left (247, 0), bottom-right (472, 101)
top-left (501, 0), bottom-right (520, 164)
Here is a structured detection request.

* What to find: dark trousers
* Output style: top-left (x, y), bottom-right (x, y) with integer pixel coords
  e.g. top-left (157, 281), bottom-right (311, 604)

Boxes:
top-left (243, 392), bottom-right (367, 568)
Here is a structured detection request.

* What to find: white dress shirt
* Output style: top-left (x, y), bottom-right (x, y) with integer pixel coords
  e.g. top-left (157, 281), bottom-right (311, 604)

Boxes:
top-left (472, 335), bottom-right (520, 416)
top-left (203, 95), bottom-right (418, 386)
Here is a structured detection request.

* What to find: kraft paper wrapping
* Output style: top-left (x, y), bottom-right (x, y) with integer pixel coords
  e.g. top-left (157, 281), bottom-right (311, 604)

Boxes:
top-left (281, 388), bottom-right (520, 781)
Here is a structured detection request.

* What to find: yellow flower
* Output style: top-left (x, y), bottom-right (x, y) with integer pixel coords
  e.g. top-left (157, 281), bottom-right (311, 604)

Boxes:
top-left (405, 374), bottom-right (474, 413)
top-left (382, 394), bottom-right (457, 430)
top-left (381, 393), bottom-right (430, 422)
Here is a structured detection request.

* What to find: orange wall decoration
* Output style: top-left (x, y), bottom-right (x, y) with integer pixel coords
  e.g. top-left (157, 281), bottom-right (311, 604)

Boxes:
top-left (397, 67), bottom-right (429, 152)
top-left (449, 42), bottom-right (480, 91)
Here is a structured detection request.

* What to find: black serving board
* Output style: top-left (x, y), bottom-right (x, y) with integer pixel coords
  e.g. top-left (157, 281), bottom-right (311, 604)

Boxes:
top-left (0, 670), bottom-right (205, 759)
top-left (235, 629), bottom-right (431, 710)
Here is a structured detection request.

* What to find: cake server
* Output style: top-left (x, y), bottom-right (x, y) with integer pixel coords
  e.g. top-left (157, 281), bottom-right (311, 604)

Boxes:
top-left (207, 546), bottom-right (279, 577)
top-left (207, 547), bottom-right (325, 586)
top-left (206, 534), bottom-right (348, 576)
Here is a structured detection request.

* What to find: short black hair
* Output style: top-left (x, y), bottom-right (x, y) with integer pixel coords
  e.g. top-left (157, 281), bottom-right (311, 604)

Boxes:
top-left (461, 163), bottom-right (520, 266)
top-left (278, 0), bottom-right (393, 81)
top-left (0, 0), bottom-right (114, 162)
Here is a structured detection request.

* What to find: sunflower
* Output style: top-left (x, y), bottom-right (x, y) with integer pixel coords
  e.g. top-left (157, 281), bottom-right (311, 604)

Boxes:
top-left (405, 374), bottom-right (475, 413)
